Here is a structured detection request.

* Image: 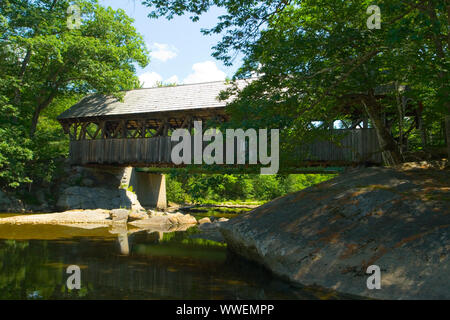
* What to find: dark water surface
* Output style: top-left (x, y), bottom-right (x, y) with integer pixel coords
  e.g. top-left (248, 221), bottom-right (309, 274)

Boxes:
top-left (0, 211), bottom-right (347, 300)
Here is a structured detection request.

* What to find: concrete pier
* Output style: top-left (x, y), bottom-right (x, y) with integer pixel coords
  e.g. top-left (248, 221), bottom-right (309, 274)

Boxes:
top-left (129, 170), bottom-right (167, 210)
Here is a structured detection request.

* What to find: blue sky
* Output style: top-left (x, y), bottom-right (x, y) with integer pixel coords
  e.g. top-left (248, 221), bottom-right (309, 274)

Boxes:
top-left (98, 0), bottom-right (242, 87)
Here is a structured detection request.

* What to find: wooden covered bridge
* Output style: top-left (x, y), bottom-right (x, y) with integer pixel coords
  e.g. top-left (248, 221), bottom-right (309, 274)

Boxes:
top-left (57, 79), bottom-right (382, 169)
top-left (57, 79), bottom-right (383, 209)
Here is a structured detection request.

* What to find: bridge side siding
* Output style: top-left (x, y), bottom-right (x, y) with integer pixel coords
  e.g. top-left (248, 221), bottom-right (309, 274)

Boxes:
top-left (70, 129), bottom-right (382, 167)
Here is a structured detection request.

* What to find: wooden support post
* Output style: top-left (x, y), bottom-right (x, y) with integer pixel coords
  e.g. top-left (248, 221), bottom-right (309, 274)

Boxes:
top-left (61, 122), bottom-right (70, 135)
top-left (121, 120), bottom-right (127, 139)
top-left (112, 121), bottom-right (122, 138)
top-left (99, 121), bottom-right (106, 139)
top-left (163, 121), bottom-right (169, 136)
top-left (68, 123), bottom-right (76, 140)
top-left (79, 123), bottom-right (88, 140)
top-left (187, 117), bottom-right (193, 134)
top-left (73, 123), bottom-right (79, 140)
top-left (140, 120), bottom-right (146, 138)
top-left (154, 119), bottom-right (167, 136)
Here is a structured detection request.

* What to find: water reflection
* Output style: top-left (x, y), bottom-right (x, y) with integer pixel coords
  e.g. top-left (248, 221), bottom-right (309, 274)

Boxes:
top-left (117, 233), bottom-right (129, 255)
top-left (0, 221), bottom-right (351, 300)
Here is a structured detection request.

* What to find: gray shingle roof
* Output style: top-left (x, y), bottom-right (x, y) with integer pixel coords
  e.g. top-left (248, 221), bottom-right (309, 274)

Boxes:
top-left (57, 79), bottom-right (253, 121)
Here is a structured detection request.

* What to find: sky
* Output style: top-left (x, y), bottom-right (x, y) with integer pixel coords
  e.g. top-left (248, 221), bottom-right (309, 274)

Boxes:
top-left (98, 0), bottom-right (242, 88)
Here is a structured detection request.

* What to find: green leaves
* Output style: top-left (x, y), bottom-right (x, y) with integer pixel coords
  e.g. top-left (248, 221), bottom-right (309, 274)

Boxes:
top-left (144, 0), bottom-right (448, 163)
top-left (0, 0), bottom-right (150, 188)
top-left (166, 172), bottom-right (335, 203)
top-left (0, 125), bottom-right (33, 188)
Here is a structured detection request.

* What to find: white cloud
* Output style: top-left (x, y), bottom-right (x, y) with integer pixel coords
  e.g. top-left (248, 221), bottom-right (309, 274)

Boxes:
top-left (139, 72), bottom-right (162, 88)
top-left (166, 75), bottom-right (179, 84)
top-left (183, 61), bottom-right (227, 84)
top-left (139, 72), bottom-right (182, 88)
top-left (149, 42), bottom-right (177, 62)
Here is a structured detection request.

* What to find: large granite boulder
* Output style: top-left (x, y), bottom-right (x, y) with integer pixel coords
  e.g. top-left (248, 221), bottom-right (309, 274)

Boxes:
top-left (198, 217), bottom-right (212, 224)
top-left (220, 166), bottom-right (450, 299)
top-left (129, 212), bottom-right (197, 228)
top-left (56, 166), bottom-right (144, 211)
top-left (56, 186), bottom-right (137, 210)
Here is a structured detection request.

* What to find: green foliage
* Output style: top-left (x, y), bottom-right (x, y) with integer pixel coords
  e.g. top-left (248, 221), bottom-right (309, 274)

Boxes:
top-left (144, 0), bottom-right (449, 164)
top-left (166, 176), bottom-right (190, 203)
top-left (166, 173), bottom-right (335, 204)
top-left (0, 0), bottom-right (149, 189)
top-left (0, 125), bottom-right (33, 188)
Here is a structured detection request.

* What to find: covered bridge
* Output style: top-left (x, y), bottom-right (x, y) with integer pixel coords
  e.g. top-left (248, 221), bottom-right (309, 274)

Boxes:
top-left (57, 79), bottom-right (382, 168)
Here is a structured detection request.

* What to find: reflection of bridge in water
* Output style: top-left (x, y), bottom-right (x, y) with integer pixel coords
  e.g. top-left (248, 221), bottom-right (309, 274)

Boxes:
top-left (112, 223), bottom-right (196, 256)
top-left (57, 79), bottom-right (382, 208)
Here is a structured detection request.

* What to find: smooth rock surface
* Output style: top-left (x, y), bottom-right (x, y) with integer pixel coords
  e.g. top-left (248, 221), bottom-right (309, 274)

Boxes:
top-left (220, 166), bottom-right (450, 299)
top-left (110, 209), bottom-right (129, 222)
top-left (129, 212), bottom-right (197, 228)
top-left (0, 209), bottom-right (112, 225)
top-left (168, 212), bottom-right (198, 225)
top-left (57, 186), bottom-right (127, 210)
top-left (198, 217), bottom-right (212, 224)
top-left (128, 210), bottom-right (149, 221)
top-left (56, 166), bottom-right (144, 212)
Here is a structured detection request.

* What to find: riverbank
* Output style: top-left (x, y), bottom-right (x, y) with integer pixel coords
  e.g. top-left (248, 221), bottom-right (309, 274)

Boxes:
top-left (0, 208), bottom-right (197, 226)
top-left (219, 162), bottom-right (450, 299)
top-left (0, 207), bottom-right (232, 242)
top-left (0, 161), bottom-right (267, 214)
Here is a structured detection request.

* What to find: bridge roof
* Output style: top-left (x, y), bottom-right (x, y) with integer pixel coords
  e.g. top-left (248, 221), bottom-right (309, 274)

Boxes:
top-left (57, 79), bottom-right (252, 121)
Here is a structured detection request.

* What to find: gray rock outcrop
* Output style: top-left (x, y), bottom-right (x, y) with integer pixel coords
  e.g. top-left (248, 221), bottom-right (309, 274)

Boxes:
top-left (220, 166), bottom-right (450, 299)
top-left (56, 166), bottom-right (144, 211)
top-left (56, 186), bottom-right (139, 210)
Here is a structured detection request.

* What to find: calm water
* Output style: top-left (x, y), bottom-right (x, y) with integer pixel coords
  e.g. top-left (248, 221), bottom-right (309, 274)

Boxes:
top-left (0, 210), bottom-right (348, 300)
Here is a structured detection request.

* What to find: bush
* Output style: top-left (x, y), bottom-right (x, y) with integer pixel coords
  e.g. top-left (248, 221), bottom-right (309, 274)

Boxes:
top-left (0, 126), bottom-right (33, 188)
top-left (166, 175), bottom-right (190, 204)
top-left (165, 172), bottom-right (335, 204)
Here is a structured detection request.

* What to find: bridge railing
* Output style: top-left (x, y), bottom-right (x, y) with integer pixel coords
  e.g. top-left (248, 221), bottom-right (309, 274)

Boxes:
top-left (69, 128), bottom-right (382, 166)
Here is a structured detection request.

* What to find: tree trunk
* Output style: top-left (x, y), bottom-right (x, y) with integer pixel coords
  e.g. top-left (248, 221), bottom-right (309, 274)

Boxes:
top-left (362, 97), bottom-right (403, 166)
top-left (29, 90), bottom-right (58, 137)
top-left (29, 107), bottom-right (41, 138)
top-left (446, 115), bottom-right (450, 160)
top-left (419, 119), bottom-right (428, 148)
top-left (425, 1), bottom-right (450, 158)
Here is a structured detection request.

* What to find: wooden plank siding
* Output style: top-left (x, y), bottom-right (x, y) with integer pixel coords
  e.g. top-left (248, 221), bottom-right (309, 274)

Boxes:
top-left (69, 128), bottom-right (382, 167)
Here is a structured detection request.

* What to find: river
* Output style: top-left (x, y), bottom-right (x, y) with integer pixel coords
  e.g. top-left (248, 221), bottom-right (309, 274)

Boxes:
top-left (0, 208), bottom-right (348, 300)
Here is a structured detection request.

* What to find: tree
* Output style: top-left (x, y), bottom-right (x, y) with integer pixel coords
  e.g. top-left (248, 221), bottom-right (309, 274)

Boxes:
top-left (0, 0), bottom-right (149, 188)
top-left (1, 0), bottom-right (149, 137)
top-left (143, 0), bottom-right (449, 164)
